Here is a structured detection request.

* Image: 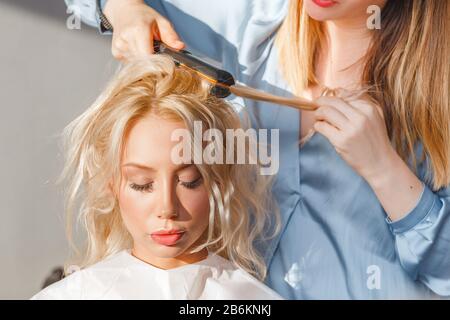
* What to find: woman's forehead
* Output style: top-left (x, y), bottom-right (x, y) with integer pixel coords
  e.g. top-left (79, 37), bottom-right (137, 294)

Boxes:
top-left (122, 115), bottom-right (188, 169)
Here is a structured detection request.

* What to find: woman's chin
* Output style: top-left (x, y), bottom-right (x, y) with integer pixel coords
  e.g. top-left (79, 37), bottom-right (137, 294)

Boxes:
top-left (304, 1), bottom-right (344, 21)
top-left (149, 244), bottom-right (186, 258)
top-left (305, 10), bottom-right (340, 22)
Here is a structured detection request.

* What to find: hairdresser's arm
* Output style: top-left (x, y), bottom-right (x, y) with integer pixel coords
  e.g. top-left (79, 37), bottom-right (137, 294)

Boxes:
top-left (65, 0), bottom-right (288, 66)
top-left (365, 146), bottom-right (450, 297)
top-left (386, 181), bottom-right (450, 296)
top-left (104, 0), bottom-right (186, 61)
top-left (65, 0), bottom-right (184, 61)
top-left (314, 95), bottom-right (450, 296)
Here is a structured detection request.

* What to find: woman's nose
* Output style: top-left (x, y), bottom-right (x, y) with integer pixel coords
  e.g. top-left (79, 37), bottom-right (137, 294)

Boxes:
top-left (158, 209), bottom-right (178, 219)
top-left (157, 179), bottom-right (179, 219)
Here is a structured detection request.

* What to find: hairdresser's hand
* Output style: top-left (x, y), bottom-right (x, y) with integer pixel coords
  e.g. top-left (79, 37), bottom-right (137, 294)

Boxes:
top-left (313, 94), bottom-right (397, 184)
top-left (103, 0), bottom-right (185, 61)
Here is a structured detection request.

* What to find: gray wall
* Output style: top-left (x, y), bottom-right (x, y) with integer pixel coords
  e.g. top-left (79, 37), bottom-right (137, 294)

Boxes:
top-left (0, 0), bottom-right (118, 299)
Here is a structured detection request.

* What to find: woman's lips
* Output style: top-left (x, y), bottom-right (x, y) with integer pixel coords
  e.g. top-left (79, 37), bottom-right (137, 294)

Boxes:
top-left (150, 230), bottom-right (185, 246)
top-left (312, 0), bottom-right (337, 8)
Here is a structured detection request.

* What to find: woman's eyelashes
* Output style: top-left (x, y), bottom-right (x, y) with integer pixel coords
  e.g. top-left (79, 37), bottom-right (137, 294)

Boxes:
top-left (130, 182), bottom-right (154, 192)
top-left (179, 176), bottom-right (203, 189)
top-left (129, 176), bottom-right (203, 193)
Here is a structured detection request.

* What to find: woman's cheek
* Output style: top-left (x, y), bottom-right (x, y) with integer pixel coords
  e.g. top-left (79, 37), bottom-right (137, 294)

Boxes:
top-left (179, 187), bottom-right (210, 225)
top-left (119, 186), bottom-right (151, 233)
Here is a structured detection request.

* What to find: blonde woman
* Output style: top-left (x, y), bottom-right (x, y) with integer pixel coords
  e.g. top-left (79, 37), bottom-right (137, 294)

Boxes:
top-left (67, 0), bottom-right (450, 299)
top-left (32, 55), bottom-right (282, 299)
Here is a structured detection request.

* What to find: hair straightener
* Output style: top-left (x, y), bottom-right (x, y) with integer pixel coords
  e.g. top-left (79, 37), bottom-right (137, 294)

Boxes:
top-left (153, 40), bottom-right (319, 111)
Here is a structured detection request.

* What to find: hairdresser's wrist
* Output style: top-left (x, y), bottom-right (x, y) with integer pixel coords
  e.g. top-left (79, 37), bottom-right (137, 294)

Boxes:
top-left (361, 145), bottom-right (399, 187)
top-left (103, 0), bottom-right (145, 27)
top-left (364, 147), bottom-right (424, 221)
top-left (353, 141), bottom-right (401, 187)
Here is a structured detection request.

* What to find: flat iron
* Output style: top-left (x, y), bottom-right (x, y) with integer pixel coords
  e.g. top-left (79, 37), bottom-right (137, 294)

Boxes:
top-left (153, 40), bottom-right (319, 111)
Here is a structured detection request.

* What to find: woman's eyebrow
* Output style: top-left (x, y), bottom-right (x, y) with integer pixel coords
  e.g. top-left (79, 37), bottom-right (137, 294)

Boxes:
top-left (121, 163), bottom-right (195, 171)
top-left (176, 163), bottom-right (196, 172)
top-left (121, 163), bottom-right (156, 172)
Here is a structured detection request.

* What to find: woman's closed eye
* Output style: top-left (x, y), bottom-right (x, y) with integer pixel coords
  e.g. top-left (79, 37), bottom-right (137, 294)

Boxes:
top-left (179, 176), bottom-right (203, 189)
top-left (129, 176), bottom-right (203, 193)
top-left (130, 182), bottom-right (153, 192)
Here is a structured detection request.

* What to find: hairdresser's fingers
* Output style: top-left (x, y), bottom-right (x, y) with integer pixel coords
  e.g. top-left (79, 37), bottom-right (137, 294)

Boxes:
top-left (133, 32), bottom-right (151, 57)
top-left (115, 37), bottom-right (129, 51)
top-left (155, 17), bottom-right (185, 49)
top-left (132, 23), bottom-right (154, 56)
top-left (314, 105), bottom-right (349, 131)
top-left (111, 36), bottom-right (130, 61)
top-left (332, 89), bottom-right (384, 121)
top-left (334, 88), bottom-right (366, 101)
top-left (117, 24), bottom-right (144, 57)
top-left (127, 39), bottom-right (141, 60)
top-left (313, 121), bottom-right (342, 146)
top-left (315, 96), bottom-right (365, 125)
top-left (111, 49), bottom-right (129, 63)
top-left (351, 99), bottom-right (385, 121)
top-left (148, 22), bottom-right (161, 53)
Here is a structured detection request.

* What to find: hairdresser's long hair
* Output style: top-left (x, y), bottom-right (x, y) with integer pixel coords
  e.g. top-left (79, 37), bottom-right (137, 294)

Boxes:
top-left (61, 55), bottom-right (280, 280)
top-left (276, 0), bottom-right (450, 190)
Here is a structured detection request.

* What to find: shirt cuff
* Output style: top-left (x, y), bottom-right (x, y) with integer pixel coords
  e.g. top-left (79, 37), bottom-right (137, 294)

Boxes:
top-left (385, 183), bottom-right (439, 234)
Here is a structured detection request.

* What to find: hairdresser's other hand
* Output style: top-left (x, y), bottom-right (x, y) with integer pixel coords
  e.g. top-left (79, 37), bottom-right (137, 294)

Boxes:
top-left (313, 95), bottom-right (397, 184)
top-left (103, 0), bottom-right (185, 61)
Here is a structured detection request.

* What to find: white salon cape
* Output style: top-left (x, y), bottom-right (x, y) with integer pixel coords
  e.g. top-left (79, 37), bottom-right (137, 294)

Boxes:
top-left (31, 250), bottom-right (282, 300)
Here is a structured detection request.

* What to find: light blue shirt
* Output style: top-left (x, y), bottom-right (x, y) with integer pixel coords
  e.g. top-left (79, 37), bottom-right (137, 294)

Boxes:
top-left (67, 0), bottom-right (450, 299)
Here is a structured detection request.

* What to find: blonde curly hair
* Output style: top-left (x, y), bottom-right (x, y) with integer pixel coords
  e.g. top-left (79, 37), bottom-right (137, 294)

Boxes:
top-left (61, 54), bottom-right (280, 280)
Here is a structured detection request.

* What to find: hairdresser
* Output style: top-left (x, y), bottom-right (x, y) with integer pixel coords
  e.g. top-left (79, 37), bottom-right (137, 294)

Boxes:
top-left (66, 0), bottom-right (450, 299)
